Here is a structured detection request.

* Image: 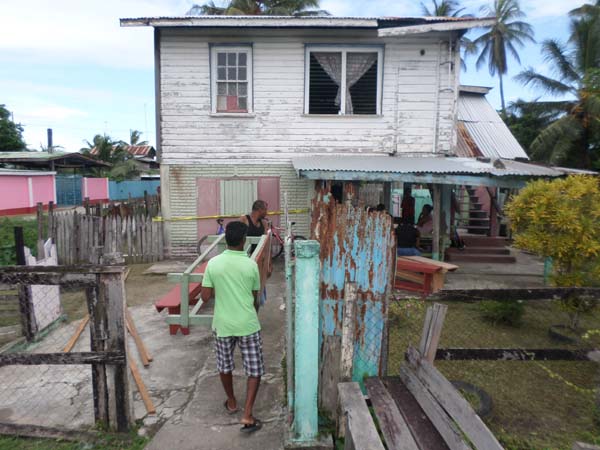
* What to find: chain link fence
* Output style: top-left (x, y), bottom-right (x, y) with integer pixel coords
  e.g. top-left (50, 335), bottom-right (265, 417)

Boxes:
top-left (387, 297), bottom-right (600, 449)
top-left (0, 265), bottom-right (131, 434)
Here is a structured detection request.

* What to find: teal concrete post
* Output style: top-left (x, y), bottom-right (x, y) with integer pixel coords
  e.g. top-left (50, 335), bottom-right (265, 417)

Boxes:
top-left (544, 257), bottom-right (553, 286)
top-left (293, 240), bottom-right (320, 441)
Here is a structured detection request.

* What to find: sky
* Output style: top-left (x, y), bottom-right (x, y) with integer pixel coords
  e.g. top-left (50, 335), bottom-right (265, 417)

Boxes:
top-left (0, 0), bottom-right (588, 152)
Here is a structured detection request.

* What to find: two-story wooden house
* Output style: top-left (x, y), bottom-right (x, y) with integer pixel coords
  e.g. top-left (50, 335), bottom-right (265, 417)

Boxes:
top-left (122, 15), bottom-right (560, 258)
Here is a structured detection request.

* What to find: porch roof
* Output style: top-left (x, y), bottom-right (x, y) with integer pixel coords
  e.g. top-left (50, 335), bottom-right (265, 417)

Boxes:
top-left (292, 155), bottom-right (575, 188)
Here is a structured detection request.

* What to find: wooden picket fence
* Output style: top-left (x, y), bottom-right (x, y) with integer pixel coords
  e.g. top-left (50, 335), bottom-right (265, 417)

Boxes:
top-left (53, 211), bottom-right (164, 264)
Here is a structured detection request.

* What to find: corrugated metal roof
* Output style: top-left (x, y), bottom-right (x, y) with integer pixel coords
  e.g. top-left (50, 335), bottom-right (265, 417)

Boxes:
top-left (0, 151), bottom-right (111, 167)
top-left (457, 93), bottom-right (528, 160)
top-left (89, 145), bottom-right (155, 157)
top-left (120, 15), bottom-right (491, 28)
top-left (292, 155), bottom-right (563, 177)
top-left (0, 168), bottom-right (56, 176)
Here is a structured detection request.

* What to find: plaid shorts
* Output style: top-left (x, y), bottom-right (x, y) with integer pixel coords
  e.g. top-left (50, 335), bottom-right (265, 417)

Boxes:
top-left (213, 331), bottom-right (265, 378)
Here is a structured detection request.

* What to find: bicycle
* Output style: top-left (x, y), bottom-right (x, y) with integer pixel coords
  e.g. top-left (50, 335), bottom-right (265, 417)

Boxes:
top-left (197, 218), bottom-right (225, 255)
top-left (269, 221), bottom-right (306, 259)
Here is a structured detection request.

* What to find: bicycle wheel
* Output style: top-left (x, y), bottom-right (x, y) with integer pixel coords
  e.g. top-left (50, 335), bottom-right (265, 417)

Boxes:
top-left (196, 235), bottom-right (209, 256)
top-left (271, 236), bottom-right (284, 259)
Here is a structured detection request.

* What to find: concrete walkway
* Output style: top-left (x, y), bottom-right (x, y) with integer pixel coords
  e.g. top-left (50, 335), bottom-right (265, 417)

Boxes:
top-left (144, 265), bottom-right (287, 450)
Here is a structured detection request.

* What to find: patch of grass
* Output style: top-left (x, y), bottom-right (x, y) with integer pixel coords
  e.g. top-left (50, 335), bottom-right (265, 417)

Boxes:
top-left (388, 299), bottom-right (600, 449)
top-left (0, 216), bottom-right (45, 266)
top-left (0, 431), bottom-right (148, 450)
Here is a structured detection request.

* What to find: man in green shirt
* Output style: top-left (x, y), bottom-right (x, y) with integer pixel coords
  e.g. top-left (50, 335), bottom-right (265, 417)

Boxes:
top-left (201, 221), bottom-right (264, 433)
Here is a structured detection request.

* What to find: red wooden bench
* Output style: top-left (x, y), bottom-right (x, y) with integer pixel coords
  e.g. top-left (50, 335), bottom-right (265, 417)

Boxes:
top-left (155, 261), bottom-right (209, 335)
top-left (394, 258), bottom-right (442, 297)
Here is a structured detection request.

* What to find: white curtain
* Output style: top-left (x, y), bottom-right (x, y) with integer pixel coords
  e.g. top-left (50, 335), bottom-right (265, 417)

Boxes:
top-left (314, 52), bottom-right (343, 111)
top-left (345, 52), bottom-right (377, 114)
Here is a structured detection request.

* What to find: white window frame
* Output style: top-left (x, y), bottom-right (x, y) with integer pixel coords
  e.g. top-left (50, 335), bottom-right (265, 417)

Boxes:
top-left (304, 45), bottom-right (383, 115)
top-left (211, 45), bottom-right (253, 114)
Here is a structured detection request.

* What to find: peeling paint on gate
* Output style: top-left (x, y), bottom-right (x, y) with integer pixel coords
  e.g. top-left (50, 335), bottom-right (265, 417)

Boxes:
top-left (311, 192), bottom-right (395, 380)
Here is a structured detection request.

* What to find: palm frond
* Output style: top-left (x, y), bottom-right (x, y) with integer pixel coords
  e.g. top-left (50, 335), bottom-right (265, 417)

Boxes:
top-left (530, 115), bottom-right (582, 165)
top-left (540, 39), bottom-right (579, 83)
top-left (515, 69), bottom-right (574, 95)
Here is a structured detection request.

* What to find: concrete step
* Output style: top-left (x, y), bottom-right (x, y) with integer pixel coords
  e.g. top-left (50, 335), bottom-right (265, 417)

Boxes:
top-left (469, 211), bottom-right (488, 218)
top-left (445, 253), bottom-right (517, 263)
top-left (460, 235), bottom-right (510, 247)
top-left (470, 203), bottom-right (483, 211)
top-left (447, 246), bottom-right (511, 255)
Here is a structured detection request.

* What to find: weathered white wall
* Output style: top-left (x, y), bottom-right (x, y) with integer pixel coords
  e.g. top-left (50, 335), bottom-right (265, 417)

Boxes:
top-left (159, 29), bottom-right (459, 164)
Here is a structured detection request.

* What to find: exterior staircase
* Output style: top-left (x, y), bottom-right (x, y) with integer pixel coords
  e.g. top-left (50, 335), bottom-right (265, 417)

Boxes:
top-left (446, 235), bottom-right (516, 263)
top-left (463, 185), bottom-right (491, 235)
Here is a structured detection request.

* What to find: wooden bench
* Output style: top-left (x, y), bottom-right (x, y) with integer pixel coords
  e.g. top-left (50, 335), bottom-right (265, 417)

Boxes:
top-left (338, 304), bottom-right (504, 450)
top-left (155, 261), bottom-right (208, 335)
top-left (395, 256), bottom-right (458, 296)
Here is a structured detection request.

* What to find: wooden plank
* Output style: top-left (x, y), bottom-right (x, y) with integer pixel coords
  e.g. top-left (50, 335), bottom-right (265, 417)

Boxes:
top-left (129, 357), bottom-right (156, 415)
top-left (396, 270), bottom-right (425, 285)
top-left (126, 216), bottom-right (133, 263)
top-left (36, 202), bottom-right (44, 258)
top-left (74, 212), bottom-right (81, 263)
top-left (0, 272), bottom-right (97, 287)
top-left (157, 220), bottom-right (164, 261)
top-left (86, 285), bottom-right (109, 426)
top-left (62, 315), bottom-right (90, 353)
top-left (0, 351), bottom-right (125, 367)
top-left (401, 256), bottom-right (458, 272)
top-left (406, 347), bottom-right (503, 450)
top-left (126, 310), bottom-right (152, 366)
top-left (436, 348), bottom-right (595, 361)
top-left (337, 382), bottom-right (385, 450)
top-left (418, 307), bottom-right (433, 356)
top-left (319, 335), bottom-right (342, 416)
top-left (399, 365), bottom-right (471, 450)
top-left (340, 282), bottom-right (357, 381)
top-left (99, 271), bottom-right (132, 431)
top-left (383, 377), bottom-right (450, 450)
top-left (364, 378), bottom-right (419, 450)
top-left (430, 287), bottom-right (600, 302)
top-left (424, 303), bottom-right (447, 363)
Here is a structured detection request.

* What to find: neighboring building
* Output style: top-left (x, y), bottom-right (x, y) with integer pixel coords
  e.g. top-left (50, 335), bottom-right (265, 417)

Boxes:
top-left (0, 168), bottom-right (56, 216)
top-left (121, 15), bottom-right (570, 257)
top-left (89, 145), bottom-right (159, 172)
top-left (0, 151), bottom-right (110, 172)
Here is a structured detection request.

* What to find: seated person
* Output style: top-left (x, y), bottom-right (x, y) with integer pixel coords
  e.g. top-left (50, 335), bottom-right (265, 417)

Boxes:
top-left (417, 204), bottom-right (434, 236)
top-left (396, 216), bottom-right (421, 257)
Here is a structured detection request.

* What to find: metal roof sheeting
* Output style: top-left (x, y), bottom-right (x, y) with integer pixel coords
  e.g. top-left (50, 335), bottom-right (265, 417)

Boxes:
top-left (292, 155), bottom-right (564, 177)
top-left (458, 93), bottom-right (529, 160)
top-left (89, 145), bottom-right (155, 157)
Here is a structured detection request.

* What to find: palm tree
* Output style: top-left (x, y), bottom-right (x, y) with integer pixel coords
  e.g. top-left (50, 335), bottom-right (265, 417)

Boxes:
top-left (515, 1), bottom-right (600, 169)
top-left (472, 0), bottom-right (535, 116)
top-left (187, 0), bottom-right (329, 16)
top-left (129, 130), bottom-right (148, 146)
top-left (420, 0), bottom-right (465, 17)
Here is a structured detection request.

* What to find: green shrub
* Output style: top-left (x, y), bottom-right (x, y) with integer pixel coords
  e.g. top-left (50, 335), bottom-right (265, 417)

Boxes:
top-left (479, 300), bottom-right (525, 327)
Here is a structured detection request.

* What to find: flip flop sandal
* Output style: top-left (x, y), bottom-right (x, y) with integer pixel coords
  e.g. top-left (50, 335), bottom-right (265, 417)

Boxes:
top-left (240, 419), bottom-right (262, 433)
top-left (224, 400), bottom-right (239, 415)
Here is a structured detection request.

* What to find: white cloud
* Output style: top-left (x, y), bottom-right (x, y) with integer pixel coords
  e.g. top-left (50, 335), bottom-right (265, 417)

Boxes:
top-left (1, 0), bottom-right (195, 69)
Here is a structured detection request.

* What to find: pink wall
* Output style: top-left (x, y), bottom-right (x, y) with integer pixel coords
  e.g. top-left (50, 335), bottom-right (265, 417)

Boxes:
top-left (0, 173), bottom-right (56, 215)
top-left (31, 175), bottom-right (56, 206)
top-left (83, 177), bottom-right (109, 202)
top-left (0, 176), bottom-right (31, 211)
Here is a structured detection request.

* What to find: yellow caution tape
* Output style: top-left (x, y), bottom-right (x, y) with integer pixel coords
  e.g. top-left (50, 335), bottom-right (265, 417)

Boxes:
top-left (152, 209), bottom-right (310, 222)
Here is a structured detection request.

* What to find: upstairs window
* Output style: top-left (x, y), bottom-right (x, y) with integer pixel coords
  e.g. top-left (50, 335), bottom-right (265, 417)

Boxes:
top-left (211, 46), bottom-right (253, 114)
top-left (305, 46), bottom-right (383, 115)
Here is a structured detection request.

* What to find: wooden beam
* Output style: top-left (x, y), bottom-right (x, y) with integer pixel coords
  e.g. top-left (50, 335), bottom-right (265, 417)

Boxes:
top-left (63, 315), bottom-right (90, 353)
top-left (406, 347), bottom-right (504, 450)
top-left (423, 304), bottom-right (448, 363)
top-left (129, 357), bottom-right (156, 415)
top-left (0, 352), bottom-right (125, 367)
top-left (126, 309), bottom-right (152, 365)
top-left (399, 365), bottom-right (471, 450)
top-left (431, 287), bottom-right (600, 302)
top-left (319, 335), bottom-right (342, 417)
top-left (340, 282), bottom-right (357, 381)
top-left (436, 348), bottom-right (595, 361)
top-left (364, 378), bottom-right (419, 450)
top-left (338, 382), bottom-right (386, 450)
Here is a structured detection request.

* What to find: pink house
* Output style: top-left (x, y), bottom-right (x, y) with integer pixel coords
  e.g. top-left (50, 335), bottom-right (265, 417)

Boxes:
top-left (0, 169), bottom-right (56, 216)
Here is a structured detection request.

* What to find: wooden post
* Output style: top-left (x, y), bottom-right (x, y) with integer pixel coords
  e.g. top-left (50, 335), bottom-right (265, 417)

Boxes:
top-left (419, 303), bottom-right (448, 364)
top-left (293, 240), bottom-right (320, 442)
top-left (143, 190), bottom-right (149, 217)
top-left (14, 227), bottom-right (34, 341)
top-left (36, 202), bottom-right (45, 259)
top-left (86, 285), bottom-right (108, 426)
top-left (48, 201), bottom-right (54, 243)
top-left (98, 270), bottom-right (132, 431)
top-left (340, 282), bottom-right (357, 381)
top-left (84, 197), bottom-right (90, 215)
top-left (432, 185), bottom-right (442, 261)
